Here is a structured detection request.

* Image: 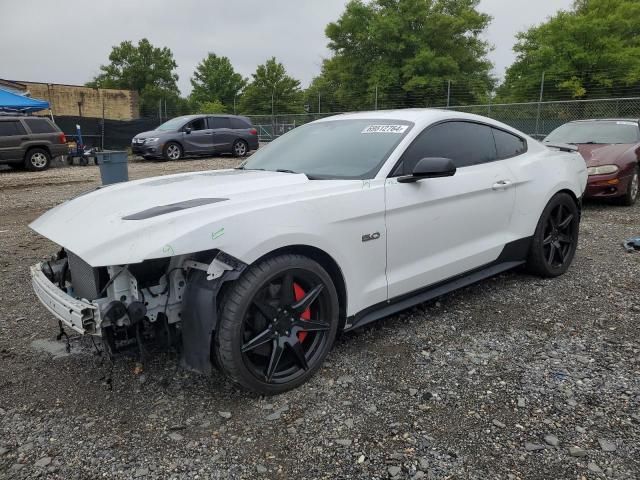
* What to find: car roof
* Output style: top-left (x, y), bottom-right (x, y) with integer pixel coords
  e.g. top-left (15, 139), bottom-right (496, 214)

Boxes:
top-left (313, 108), bottom-right (528, 136)
top-left (568, 118), bottom-right (639, 124)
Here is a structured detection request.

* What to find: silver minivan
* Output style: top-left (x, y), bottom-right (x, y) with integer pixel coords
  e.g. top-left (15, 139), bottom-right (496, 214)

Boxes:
top-left (132, 114), bottom-right (259, 161)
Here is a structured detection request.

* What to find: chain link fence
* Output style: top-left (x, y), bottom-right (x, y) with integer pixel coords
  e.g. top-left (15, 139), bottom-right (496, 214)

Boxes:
top-left (247, 97), bottom-right (640, 142)
top-left (49, 97), bottom-right (640, 149)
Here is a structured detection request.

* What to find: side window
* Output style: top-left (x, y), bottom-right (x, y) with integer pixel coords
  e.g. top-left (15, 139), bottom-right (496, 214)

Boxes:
top-left (230, 117), bottom-right (250, 129)
top-left (398, 121), bottom-right (497, 174)
top-left (24, 118), bottom-right (57, 134)
top-left (0, 120), bottom-right (27, 136)
top-left (187, 118), bottom-right (207, 131)
top-left (208, 117), bottom-right (231, 129)
top-left (492, 128), bottom-right (526, 159)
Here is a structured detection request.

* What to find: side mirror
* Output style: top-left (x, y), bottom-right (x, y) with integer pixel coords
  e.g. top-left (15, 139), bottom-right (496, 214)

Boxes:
top-left (184, 127), bottom-right (192, 134)
top-left (397, 157), bottom-right (456, 183)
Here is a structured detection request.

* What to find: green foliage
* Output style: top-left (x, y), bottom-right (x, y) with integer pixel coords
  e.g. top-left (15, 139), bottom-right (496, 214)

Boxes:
top-left (238, 58), bottom-right (304, 115)
top-left (498, 0), bottom-right (640, 102)
top-left (88, 38), bottom-right (182, 115)
top-left (196, 99), bottom-right (228, 114)
top-left (190, 53), bottom-right (246, 111)
top-left (312, 0), bottom-right (495, 110)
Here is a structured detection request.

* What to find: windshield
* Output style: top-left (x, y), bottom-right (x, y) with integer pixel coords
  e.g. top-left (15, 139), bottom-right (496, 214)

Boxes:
top-left (240, 119), bottom-right (413, 179)
top-left (545, 121), bottom-right (640, 144)
top-left (156, 116), bottom-right (192, 131)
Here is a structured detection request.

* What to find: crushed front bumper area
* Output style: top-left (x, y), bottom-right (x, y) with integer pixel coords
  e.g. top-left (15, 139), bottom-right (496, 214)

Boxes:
top-left (30, 263), bottom-right (98, 334)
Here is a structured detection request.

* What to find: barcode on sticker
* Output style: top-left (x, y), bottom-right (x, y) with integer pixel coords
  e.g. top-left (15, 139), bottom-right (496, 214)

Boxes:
top-left (361, 124), bottom-right (408, 134)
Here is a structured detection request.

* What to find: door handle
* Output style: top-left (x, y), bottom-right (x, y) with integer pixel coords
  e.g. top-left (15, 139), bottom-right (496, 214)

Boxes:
top-left (492, 180), bottom-right (512, 190)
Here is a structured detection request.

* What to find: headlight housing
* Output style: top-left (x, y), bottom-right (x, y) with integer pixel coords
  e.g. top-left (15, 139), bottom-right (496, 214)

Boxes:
top-left (587, 165), bottom-right (619, 176)
top-left (145, 137), bottom-right (160, 143)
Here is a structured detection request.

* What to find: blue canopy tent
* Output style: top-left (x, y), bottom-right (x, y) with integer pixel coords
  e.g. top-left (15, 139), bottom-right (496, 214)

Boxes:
top-left (0, 88), bottom-right (49, 113)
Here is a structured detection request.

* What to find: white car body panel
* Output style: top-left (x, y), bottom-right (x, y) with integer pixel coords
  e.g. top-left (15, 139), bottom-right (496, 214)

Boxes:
top-left (30, 109), bottom-right (587, 319)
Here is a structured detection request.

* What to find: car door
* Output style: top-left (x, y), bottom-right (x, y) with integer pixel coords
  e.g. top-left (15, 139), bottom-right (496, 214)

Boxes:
top-left (0, 119), bottom-right (28, 161)
top-left (208, 117), bottom-right (234, 152)
top-left (182, 117), bottom-right (213, 153)
top-left (384, 121), bottom-right (516, 299)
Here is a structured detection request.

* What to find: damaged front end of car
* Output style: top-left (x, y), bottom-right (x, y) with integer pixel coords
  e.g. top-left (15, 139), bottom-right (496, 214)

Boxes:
top-left (31, 248), bottom-right (246, 373)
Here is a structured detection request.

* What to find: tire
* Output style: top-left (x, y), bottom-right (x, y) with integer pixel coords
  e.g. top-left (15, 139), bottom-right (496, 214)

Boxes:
top-left (525, 192), bottom-right (580, 278)
top-left (163, 142), bottom-right (182, 161)
top-left (232, 139), bottom-right (248, 158)
top-left (24, 148), bottom-right (51, 171)
top-left (620, 166), bottom-right (639, 206)
top-left (215, 254), bottom-right (339, 395)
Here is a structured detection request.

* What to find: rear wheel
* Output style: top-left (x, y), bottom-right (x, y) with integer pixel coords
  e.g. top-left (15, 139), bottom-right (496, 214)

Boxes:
top-left (24, 148), bottom-right (51, 171)
top-left (620, 166), bottom-right (639, 206)
top-left (163, 142), bottom-right (182, 161)
top-left (232, 139), bottom-right (248, 157)
top-left (215, 254), bottom-right (339, 394)
top-left (526, 192), bottom-right (579, 277)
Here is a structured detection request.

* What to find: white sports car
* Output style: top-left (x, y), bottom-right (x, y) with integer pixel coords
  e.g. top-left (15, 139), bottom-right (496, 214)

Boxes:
top-left (30, 109), bottom-right (587, 394)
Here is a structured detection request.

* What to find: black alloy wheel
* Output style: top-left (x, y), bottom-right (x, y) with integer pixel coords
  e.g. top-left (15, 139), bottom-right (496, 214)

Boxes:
top-left (526, 192), bottom-right (579, 277)
top-left (215, 255), bottom-right (339, 394)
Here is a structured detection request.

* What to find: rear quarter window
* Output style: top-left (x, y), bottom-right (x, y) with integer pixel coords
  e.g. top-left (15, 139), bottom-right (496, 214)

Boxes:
top-left (24, 118), bottom-right (58, 134)
top-left (0, 120), bottom-right (27, 136)
top-left (208, 117), bottom-right (231, 129)
top-left (230, 118), bottom-right (251, 129)
top-left (492, 128), bottom-right (527, 159)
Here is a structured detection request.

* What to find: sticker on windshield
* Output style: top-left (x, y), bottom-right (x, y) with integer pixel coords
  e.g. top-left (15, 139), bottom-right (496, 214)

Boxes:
top-left (616, 121), bottom-right (637, 126)
top-left (361, 124), bottom-right (408, 134)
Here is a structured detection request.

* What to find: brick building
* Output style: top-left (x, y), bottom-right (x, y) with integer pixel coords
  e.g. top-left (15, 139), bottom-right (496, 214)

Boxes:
top-left (0, 79), bottom-right (139, 120)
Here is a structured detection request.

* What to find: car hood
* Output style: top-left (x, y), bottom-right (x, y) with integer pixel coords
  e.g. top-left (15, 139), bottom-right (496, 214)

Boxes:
top-left (576, 143), bottom-right (636, 167)
top-left (133, 129), bottom-right (164, 139)
top-left (30, 169), bottom-right (326, 266)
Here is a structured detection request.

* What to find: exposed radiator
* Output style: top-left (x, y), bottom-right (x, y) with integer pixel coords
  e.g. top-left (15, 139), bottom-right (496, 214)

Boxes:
top-left (67, 251), bottom-right (101, 300)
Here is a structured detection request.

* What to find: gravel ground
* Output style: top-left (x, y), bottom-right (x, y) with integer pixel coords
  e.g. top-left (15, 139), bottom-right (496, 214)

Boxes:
top-left (0, 158), bottom-right (639, 480)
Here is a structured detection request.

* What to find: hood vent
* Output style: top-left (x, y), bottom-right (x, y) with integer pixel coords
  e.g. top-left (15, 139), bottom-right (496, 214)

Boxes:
top-left (122, 198), bottom-right (227, 220)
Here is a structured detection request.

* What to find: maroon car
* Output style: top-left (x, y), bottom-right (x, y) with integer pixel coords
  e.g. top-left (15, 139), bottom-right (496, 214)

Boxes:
top-left (544, 119), bottom-right (640, 206)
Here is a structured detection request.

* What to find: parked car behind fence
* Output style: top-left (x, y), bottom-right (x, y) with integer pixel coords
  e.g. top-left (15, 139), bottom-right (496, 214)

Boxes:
top-left (132, 114), bottom-right (259, 161)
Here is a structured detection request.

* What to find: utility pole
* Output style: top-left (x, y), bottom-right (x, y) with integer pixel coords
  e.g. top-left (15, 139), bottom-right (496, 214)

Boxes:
top-left (271, 86), bottom-right (276, 135)
top-left (318, 92), bottom-right (321, 114)
top-left (374, 84), bottom-right (378, 110)
top-left (535, 71), bottom-right (546, 138)
top-left (158, 100), bottom-right (162, 121)
top-left (446, 80), bottom-right (451, 108)
top-left (233, 94), bottom-right (237, 115)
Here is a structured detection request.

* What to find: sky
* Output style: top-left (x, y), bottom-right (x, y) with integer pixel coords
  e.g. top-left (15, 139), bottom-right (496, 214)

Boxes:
top-left (0, 0), bottom-right (574, 95)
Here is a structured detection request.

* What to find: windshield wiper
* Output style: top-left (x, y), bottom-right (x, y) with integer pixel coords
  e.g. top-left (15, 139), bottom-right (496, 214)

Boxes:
top-left (275, 169), bottom-right (299, 174)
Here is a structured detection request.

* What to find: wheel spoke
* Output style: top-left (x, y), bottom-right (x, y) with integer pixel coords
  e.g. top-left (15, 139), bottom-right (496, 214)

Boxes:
top-left (292, 317), bottom-right (330, 332)
top-left (558, 233), bottom-right (572, 244)
top-left (265, 340), bottom-right (285, 381)
top-left (291, 284), bottom-right (324, 314)
top-left (556, 205), bottom-right (564, 226)
top-left (547, 244), bottom-right (556, 264)
top-left (253, 299), bottom-right (277, 321)
top-left (555, 244), bottom-right (566, 263)
top-left (543, 234), bottom-right (553, 245)
top-left (280, 273), bottom-right (295, 307)
top-left (288, 341), bottom-right (309, 371)
top-left (558, 213), bottom-right (574, 230)
top-left (241, 328), bottom-right (276, 353)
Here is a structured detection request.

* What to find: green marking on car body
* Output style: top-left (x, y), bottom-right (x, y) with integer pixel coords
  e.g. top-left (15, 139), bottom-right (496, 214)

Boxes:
top-left (163, 245), bottom-right (175, 255)
top-left (211, 228), bottom-right (225, 240)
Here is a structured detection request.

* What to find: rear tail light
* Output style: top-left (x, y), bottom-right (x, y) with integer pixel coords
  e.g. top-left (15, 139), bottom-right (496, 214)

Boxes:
top-left (59, 133), bottom-right (67, 144)
top-left (249, 128), bottom-right (257, 136)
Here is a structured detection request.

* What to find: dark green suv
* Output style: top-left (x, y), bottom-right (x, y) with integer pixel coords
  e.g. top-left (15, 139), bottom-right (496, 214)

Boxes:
top-left (0, 116), bottom-right (68, 171)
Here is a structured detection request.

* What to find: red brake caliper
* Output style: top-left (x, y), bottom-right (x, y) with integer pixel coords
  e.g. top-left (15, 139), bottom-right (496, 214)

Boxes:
top-left (293, 282), bottom-right (311, 342)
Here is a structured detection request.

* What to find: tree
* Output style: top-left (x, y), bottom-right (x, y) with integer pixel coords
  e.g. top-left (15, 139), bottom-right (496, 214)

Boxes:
top-left (88, 38), bottom-right (181, 115)
top-left (238, 58), bottom-right (303, 115)
top-left (190, 53), bottom-right (246, 112)
top-left (314, 0), bottom-right (495, 110)
top-left (197, 99), bottom-right (228, 114)
top-left (498, 0), bottom-right (640, 102)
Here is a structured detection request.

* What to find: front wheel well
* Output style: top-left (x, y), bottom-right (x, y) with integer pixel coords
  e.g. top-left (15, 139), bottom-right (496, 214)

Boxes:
top-left (251, 245), bottom-right (348, 329)
top-left (556, 188), bottom-right (582, 216)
